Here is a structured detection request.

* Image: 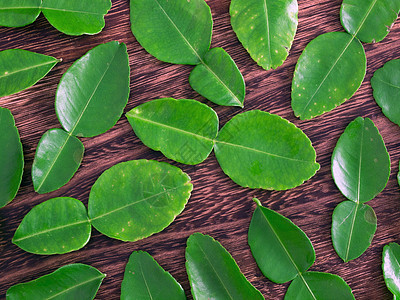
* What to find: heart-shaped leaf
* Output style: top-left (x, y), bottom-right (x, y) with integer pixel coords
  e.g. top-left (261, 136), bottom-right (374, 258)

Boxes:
top-left (0, 107), bottom-right (23, 208)
top-left (248, 198), bottom-right (315, 283)
top-left (55, 41), bottom-right (130, 138)
top-left (383, 242), bottom-right (400, 298)
top-left (6, 264), bottom-right (105, 300)
top-left (291, 32), bottom-right (366, 120)
top-left (32, 128), bottom-right (84, 194)
top-left (0, 0), bottom-right (41, 27)
top-left (121, 251), bottom-right (185, 300)
top-left (0, 49), bottom-right (59, 97)
top-left (126, 98), bottom-right (218, 165)
top-left (230, 0), bottom-right (298, 70)
top-left (341, 0), bottom-right (400, 43)
top-left (332, 201), bottom-right (377, 262)
top-left (214, 110), bottom-right (319, 190)
top-left (13, 197), bottom-right (91, 255)
top-left (88, 160), bottom-right (193, 242)
top-left (332, 117), bottom-right (390, 203)
top-left (186, 233), bottom-right (264, 300)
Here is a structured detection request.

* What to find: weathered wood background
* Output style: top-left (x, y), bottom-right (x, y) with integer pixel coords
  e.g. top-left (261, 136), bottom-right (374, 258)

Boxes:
top-left (1, 0), bottom-right (400, 298)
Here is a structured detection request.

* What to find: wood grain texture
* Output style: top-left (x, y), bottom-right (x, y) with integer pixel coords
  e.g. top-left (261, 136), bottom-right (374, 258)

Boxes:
top-left (0, 0), bottom-right (400, 299)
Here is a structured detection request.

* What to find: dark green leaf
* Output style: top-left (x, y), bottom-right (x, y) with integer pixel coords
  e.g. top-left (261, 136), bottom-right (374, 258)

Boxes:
top-left (383, 242), bottom-right (400, 298)
top-left (0, 0), bottom-right (41, 27)
top-left (186, 233), bottom-right (263, 300)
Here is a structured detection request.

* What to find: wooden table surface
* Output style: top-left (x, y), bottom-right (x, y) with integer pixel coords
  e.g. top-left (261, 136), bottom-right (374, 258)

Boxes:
top-left (1, 0), bottom-right (400, 299)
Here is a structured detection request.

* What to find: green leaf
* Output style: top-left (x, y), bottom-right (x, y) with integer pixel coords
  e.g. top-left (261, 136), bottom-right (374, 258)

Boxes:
top-left (121, 251), bottom-right (185, 300)
top-left (291, 32), bottom-right (366, 120)
top-left (214, 110), bottom-right (319, 190)
top-left (383, 242), bottom-right (400, 298)
top-left (6, 263), bottom-right (105, 300)
top-left (285, 271), bottom-right (354, 300)
top-left (340, 0), bottom-right (400, 43)
top-left (41, 0), bottom-right (112, 35)
top-left (248, 198), bottom-right (315, 283)
top-left (0, 49), bottom-right (59, 97)
top-left (332, 117), bottom-right (390, 203)
top-left (32, 128), bottom-right (84, 194)
top-left (12, 197), bottom-right (91, 255)
top-left (186, 233), bottom-right (264, 300)
top-left (126, 98), bottom-right (218, 165)
top-left (371, 59), bottom-right (400, 126)
top-left (130, 0), bottom-right (212, 65)
top-left (88, 160), bottom-right (193, 242)
top-left (332, 201), bottom-right (377, 262)
top-left (0, 107), bottom-right (23, 208)
top-left (55, 41), bottom-right (130, 138)
top-left (230, 0), bottom-right (298, 70)
top-left (189, 47), bottom-right (245, 107)
top-left (0, 0), bottom-right (41, 27)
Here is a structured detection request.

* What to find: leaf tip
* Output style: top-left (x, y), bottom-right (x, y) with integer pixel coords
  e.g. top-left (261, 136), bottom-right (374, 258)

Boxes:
top-left (253, 198), bottom-right (262, 207)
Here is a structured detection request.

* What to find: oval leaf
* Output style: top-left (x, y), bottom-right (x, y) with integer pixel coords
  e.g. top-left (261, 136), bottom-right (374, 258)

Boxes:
top-left (291, 32), bottom-right (366, 120)
top-left (0, 49), bottom-right (59, 97)
top-left (121, 251), bottom-right (185, 300)
top-left (126, 98), bottom-right (218, 165)
top-left (230, 0), bottom-right (298, 70)
top-left (332, 117), bottom-right (390, 203)
top-left (186, 233), bottom-right (264, 300)
top-left (332, 201), bottom-right (377, 262)
top-left (189, 47), bottom-right (245, 107)
top-left (6, 263), bottom-right (105, 300)
top-left (32, 128), bottom-right (84, 194)
top-left (0, 0), bottom-right (41, 27)
top-left (88, 160), bottom-right (193, 242)
top-left (341, 0), bottom-right (400, 43)
top-left (130, 0), bottom-right (212, 65)
top-left (0, 107), bottom-right (23, 208)
top-left (13, 197), bottom-right (91, 255)
top-left (214, 110), bottom-right (319, 190)
top-left (248, 198), bottom-right (315, 283)
top-left (383, 242), bottom-right (400, 298)
top-left (55, 41), bottom-right (130, 137)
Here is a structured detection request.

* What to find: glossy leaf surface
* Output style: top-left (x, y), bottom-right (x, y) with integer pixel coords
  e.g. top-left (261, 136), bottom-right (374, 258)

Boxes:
top-left (230, 0), bottom-right (298, 70)
top-left (126, 98), bottom-right (218, 165)
top-left (88, 160), bottom-right (193, 242)
top-left (55, 41), bottom-right (130, 137)
top-left (248, 198), bottom-right (315, 283)
top-left (291, 32), bottom-right (366, 120)
top-left (371, 59), bottom-right (400, 126)
top-left (332, 201), bottom-right (377, 262)
top-left (6, 264), bottom-right (105, 300)
top-left (186, 233), bottom-right (263, 300)
top-left (383, 243), bottom-right (400, 298)
top-left (0, 0), bottom-right (41, 27)
top-left (32, 128), bottom-right (84, 194)
top-left (121, 251), bottom-right (185, 300)
top-left (332, 117), bottom-right (390, 203)
top-left (214, 110), bottom-right (319, 190)
top-left (189, 47), bottom-right (245, 107)
top-left (130, 0), bottom-right (212, 65)
top-left (0, 49), bottom-right (58, 97)
top-left (341, 0), bottom-right (400, 43)
top-left (0, 107), bottom-right (23, 208)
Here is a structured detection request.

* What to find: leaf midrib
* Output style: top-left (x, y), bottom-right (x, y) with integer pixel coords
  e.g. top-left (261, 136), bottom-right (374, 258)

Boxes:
top-left (262, 0), bottom-right (272, 66)
top-left (344, 203), bottom-right (359, 262)
top-left (138, 259), bottom-right (154, 300)
top-left (0, 60), bottom-right (57, 79)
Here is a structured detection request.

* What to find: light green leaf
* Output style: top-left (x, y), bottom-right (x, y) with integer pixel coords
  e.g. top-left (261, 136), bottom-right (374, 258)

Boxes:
top-left (230, 0), bottom-right (298, 70)
top-left (214, 110), bottom-right (319, 190)
top-left (383, 242), bottom-right (400, 298)
top-left (121, 251), bottom-right (185, 300)
top-left (55, 41), bottom-right (130, 138)
top-left (0, 107), bottom-right (23, 208)
top-left (332, 201), bottom-right (377, 262)
top-left (0, 49), bottom-right (59, 97)
top-left (6, 263), bottom-right (105, 300)
top-left (341, 0), bottom-right (400, 43)
top-left (126, 98), bottom-right (218, 165)
top-left (88, 160), bottom-right (193, 242)
top-left (130, 0), bottom-right (212, 65)
top-left (186, 233), bottom-right (264, 300)
top-left (12, 197), bottom-right (91, 255)
top-left (248, 198), bottom-right (315, 283)
top-left (0, 0), bottom-right (41, 27)
top-left (32, 128), bottom-right (84, 194)
top-left (291, 32), bottom-right (366, 120)
top-left (332, 117), bottom-right (390, 203)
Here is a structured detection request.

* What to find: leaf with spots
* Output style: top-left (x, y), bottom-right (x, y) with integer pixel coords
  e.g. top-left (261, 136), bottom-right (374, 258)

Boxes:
top-left (383, 242), bottom-right (400, 298)
top-left (0, 0), bottom-right (41, 27)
